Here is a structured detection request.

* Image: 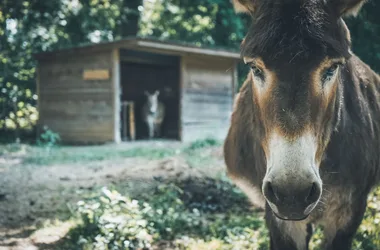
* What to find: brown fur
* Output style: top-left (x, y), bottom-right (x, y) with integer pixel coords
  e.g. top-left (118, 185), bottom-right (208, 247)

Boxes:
top-left (225, 0), bottom-right (380, 249)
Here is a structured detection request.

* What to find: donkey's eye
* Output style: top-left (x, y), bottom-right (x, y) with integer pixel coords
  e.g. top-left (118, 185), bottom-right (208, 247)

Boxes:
top-left (322, 63), bottom-right (340, 83)
top-left (251, 64), bottom-right (264, 79)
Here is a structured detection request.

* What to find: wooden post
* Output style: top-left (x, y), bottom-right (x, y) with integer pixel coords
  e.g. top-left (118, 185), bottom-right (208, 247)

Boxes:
top-left (113, 49), bottom-right (121, 143)
top-left (129, 102), bottom-right (135, 141)
top-left (122, 102), bottom-right (128, 141)
top-left (120, 101), bottom-right (136, 141)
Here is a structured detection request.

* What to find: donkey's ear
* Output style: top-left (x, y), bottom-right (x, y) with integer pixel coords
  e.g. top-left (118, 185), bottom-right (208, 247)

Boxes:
top-left (331, 0), bottom-right (367, 17)
top-left (144, 91), bottom-right (149, 96)
top-left (231, 0), bottom-right (256, 13)
top-left (155, 90), bottom-right (160, 96)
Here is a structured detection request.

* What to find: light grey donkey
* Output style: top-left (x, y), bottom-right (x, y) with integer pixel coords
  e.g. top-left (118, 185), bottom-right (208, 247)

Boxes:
top-left (141, 90), bottom-right (165, 139)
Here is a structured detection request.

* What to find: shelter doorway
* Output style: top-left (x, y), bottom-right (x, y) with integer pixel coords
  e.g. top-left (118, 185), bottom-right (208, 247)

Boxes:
top-left (119, 50), bottom-right (180, 141)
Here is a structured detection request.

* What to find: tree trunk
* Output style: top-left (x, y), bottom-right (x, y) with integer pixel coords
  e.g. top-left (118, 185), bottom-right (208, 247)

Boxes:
top-left (118, 0), bottom-right (143, 38)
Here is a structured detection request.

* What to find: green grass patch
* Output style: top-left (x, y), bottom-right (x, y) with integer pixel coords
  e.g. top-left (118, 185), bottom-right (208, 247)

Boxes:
top-left (0, 143), bottom-right (27, 156)
top-left (4, 138), bottom-right (223, 166)
top-left (186, 138), bottom-right (221, 151)
top-left (61, 180), bottom-right (380, 250)
top-left (22, 146), bottom-right (176, 166)
top-left (2, 140), bottom-right (379, 250)
top-left (0, 137), bottom-right (224, 168)
top-left (62, 177), bottom-right (269, 250)
top-left (14, 138), bottom-right (223, 167)
top-left (182, 138), bottom-right (222, 168)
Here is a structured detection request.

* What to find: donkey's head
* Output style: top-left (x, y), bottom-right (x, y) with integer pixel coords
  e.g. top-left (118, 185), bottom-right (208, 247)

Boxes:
top-left (144, 90), bottom-right (160, 114)
top-left (232, 0), bottom-right (366, 220)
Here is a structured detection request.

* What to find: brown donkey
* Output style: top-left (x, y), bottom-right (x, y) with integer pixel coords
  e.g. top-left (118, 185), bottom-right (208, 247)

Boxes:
top-left (224, 0), bottom-right (380, 249)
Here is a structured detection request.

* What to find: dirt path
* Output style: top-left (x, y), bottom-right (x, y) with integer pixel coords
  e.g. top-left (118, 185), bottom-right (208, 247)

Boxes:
top-left (0, 143), bottom-right (225, 249)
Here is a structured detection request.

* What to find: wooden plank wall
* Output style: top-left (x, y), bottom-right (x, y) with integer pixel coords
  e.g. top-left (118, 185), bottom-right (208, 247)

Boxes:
top-left (181, 56), bottom-right (236, 142)
top-left (37, 50), bottom-right (115, 143)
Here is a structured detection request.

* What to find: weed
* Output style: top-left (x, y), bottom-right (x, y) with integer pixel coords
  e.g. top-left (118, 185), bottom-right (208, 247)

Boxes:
top-left (66, 180), bottom-right (380, 250)
top-left (71, 187), bottom-right (156, 250)
top-left (186, 138), bottom-right (220, 151)
top-left (66, 179), bottom-right (269, 250)
top-left (36, 126), bottom-right (60, 153)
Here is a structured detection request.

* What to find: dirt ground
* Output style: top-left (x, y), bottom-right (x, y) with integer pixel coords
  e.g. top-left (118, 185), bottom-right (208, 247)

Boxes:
top-left (0, 141), bottom-right (225, 250)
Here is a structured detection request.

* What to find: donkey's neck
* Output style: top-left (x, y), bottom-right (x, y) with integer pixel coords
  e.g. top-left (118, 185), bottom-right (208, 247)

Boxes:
top-left (322, 54), bottom-right (380, 187)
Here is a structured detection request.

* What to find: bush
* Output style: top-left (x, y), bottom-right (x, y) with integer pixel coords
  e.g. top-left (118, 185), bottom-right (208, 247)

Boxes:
top-left (70, 184), bottom-right (206, 249)
top-left (143, 182), bottom-right (216, 241)
top-left (37, 126), bottom-right (60, 150)
top-left (68, 179), bottom-right (269, 250)
top-left (68, 181), bottom-right (380, 250)
top-left (72, 187), bottom-right (156, 250)
top-left (352, 188), bottom-right (380, 250)
top-left (186, 138), bottom-right (220, 151)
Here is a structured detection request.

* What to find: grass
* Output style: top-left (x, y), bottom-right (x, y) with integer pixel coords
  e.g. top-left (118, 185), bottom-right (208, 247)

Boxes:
top-left (185, 138), bottom-right (221, 151)
top-left (60, 179), bottom-right (380, 250)
top-left (0, 142), bottom-right (28, 156)
top-left (0, 139), bottom-right (379, 249)
top-left (183, 138), bottom-right (223, 168)
top-left (61, 178), bottom-right (270, 250)
top-left (16, 144), bottom-right (177, 166)
top-left (13, 137), bottom-right (223, 167)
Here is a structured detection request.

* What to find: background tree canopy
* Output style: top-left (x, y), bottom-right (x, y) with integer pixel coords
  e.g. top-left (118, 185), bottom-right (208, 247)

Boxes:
top-left (0, 0), bottom-right (379, 141)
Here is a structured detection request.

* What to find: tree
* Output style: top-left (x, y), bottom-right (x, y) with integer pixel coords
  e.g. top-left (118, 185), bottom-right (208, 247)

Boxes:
top-left (0, 0), bottom-right (144, 141)
top-left (345, 0), bottom-right (380, 73)
top-left (140, 0), bottom-right (380, 89)
top-left (119, 0), bottom-right (143, 37)
top-left (1, 0), bottom-right (379, 141)
top-left (0, 1), bottom-right (61, 140)
top-left (139, 0), bottom-right (249, 48)
top-left (139, 0), bottom-right (250, 88)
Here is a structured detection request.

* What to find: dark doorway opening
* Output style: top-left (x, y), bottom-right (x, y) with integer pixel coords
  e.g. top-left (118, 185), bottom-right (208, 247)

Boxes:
top-left (119, 49), bottom-right (180, 141)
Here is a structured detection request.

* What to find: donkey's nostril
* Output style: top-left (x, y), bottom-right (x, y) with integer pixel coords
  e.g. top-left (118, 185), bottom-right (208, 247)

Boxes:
top-left (305, 182), bottom-right (321, 204)
top-left (263, 181), bottom-right (279, 203)
top-left (263, 180), bottom-right (321, 206)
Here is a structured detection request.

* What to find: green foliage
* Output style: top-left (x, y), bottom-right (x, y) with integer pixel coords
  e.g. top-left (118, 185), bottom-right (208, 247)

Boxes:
top-left (66, 179), bottom-right (380, 250)
top-left (139, 0), bottom-right (250, 89)
top-left (308, 187), bottom-right (380, 250)
top-left (22, 139), bottom-right (222, 166)
top-left (0, 0), bottom-right (142, 140)
top-left (37, 126), bottom-right (61, 149)
top-left (183, 138), bottom-right (222, 168)
top-left (73, 187), bottom-right (155, 250)
top-left (67, 178), bottom-right (270, 250)
top-left (0, 142), bottom-right (26, 156)
top-left (352, 188), bottom-right (380, 250)
top-left (1, 1), bottom-right (56, 136)
top-left (2, 0), bottom-right (380, 140)
top-left (140, 0), bottom-right (249, 48)
top-left (23, 145), bottom-right (175, 166)
top-left (345, 1), bottom-right (380, 73)
top-left (186, 138), bottom-right (220, 150)
top-left (139, 0), bottom-right (380, 91)
top-left (142, 183), bottom-right (206, 240)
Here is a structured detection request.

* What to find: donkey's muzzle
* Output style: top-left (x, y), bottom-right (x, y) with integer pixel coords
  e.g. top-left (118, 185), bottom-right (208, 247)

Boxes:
top-left (263, 180), bottom-right (322, 221)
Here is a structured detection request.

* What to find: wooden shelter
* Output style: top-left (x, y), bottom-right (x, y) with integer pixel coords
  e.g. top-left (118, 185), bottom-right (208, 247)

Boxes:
top-left (34, 37), bottom-right (240, 144)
